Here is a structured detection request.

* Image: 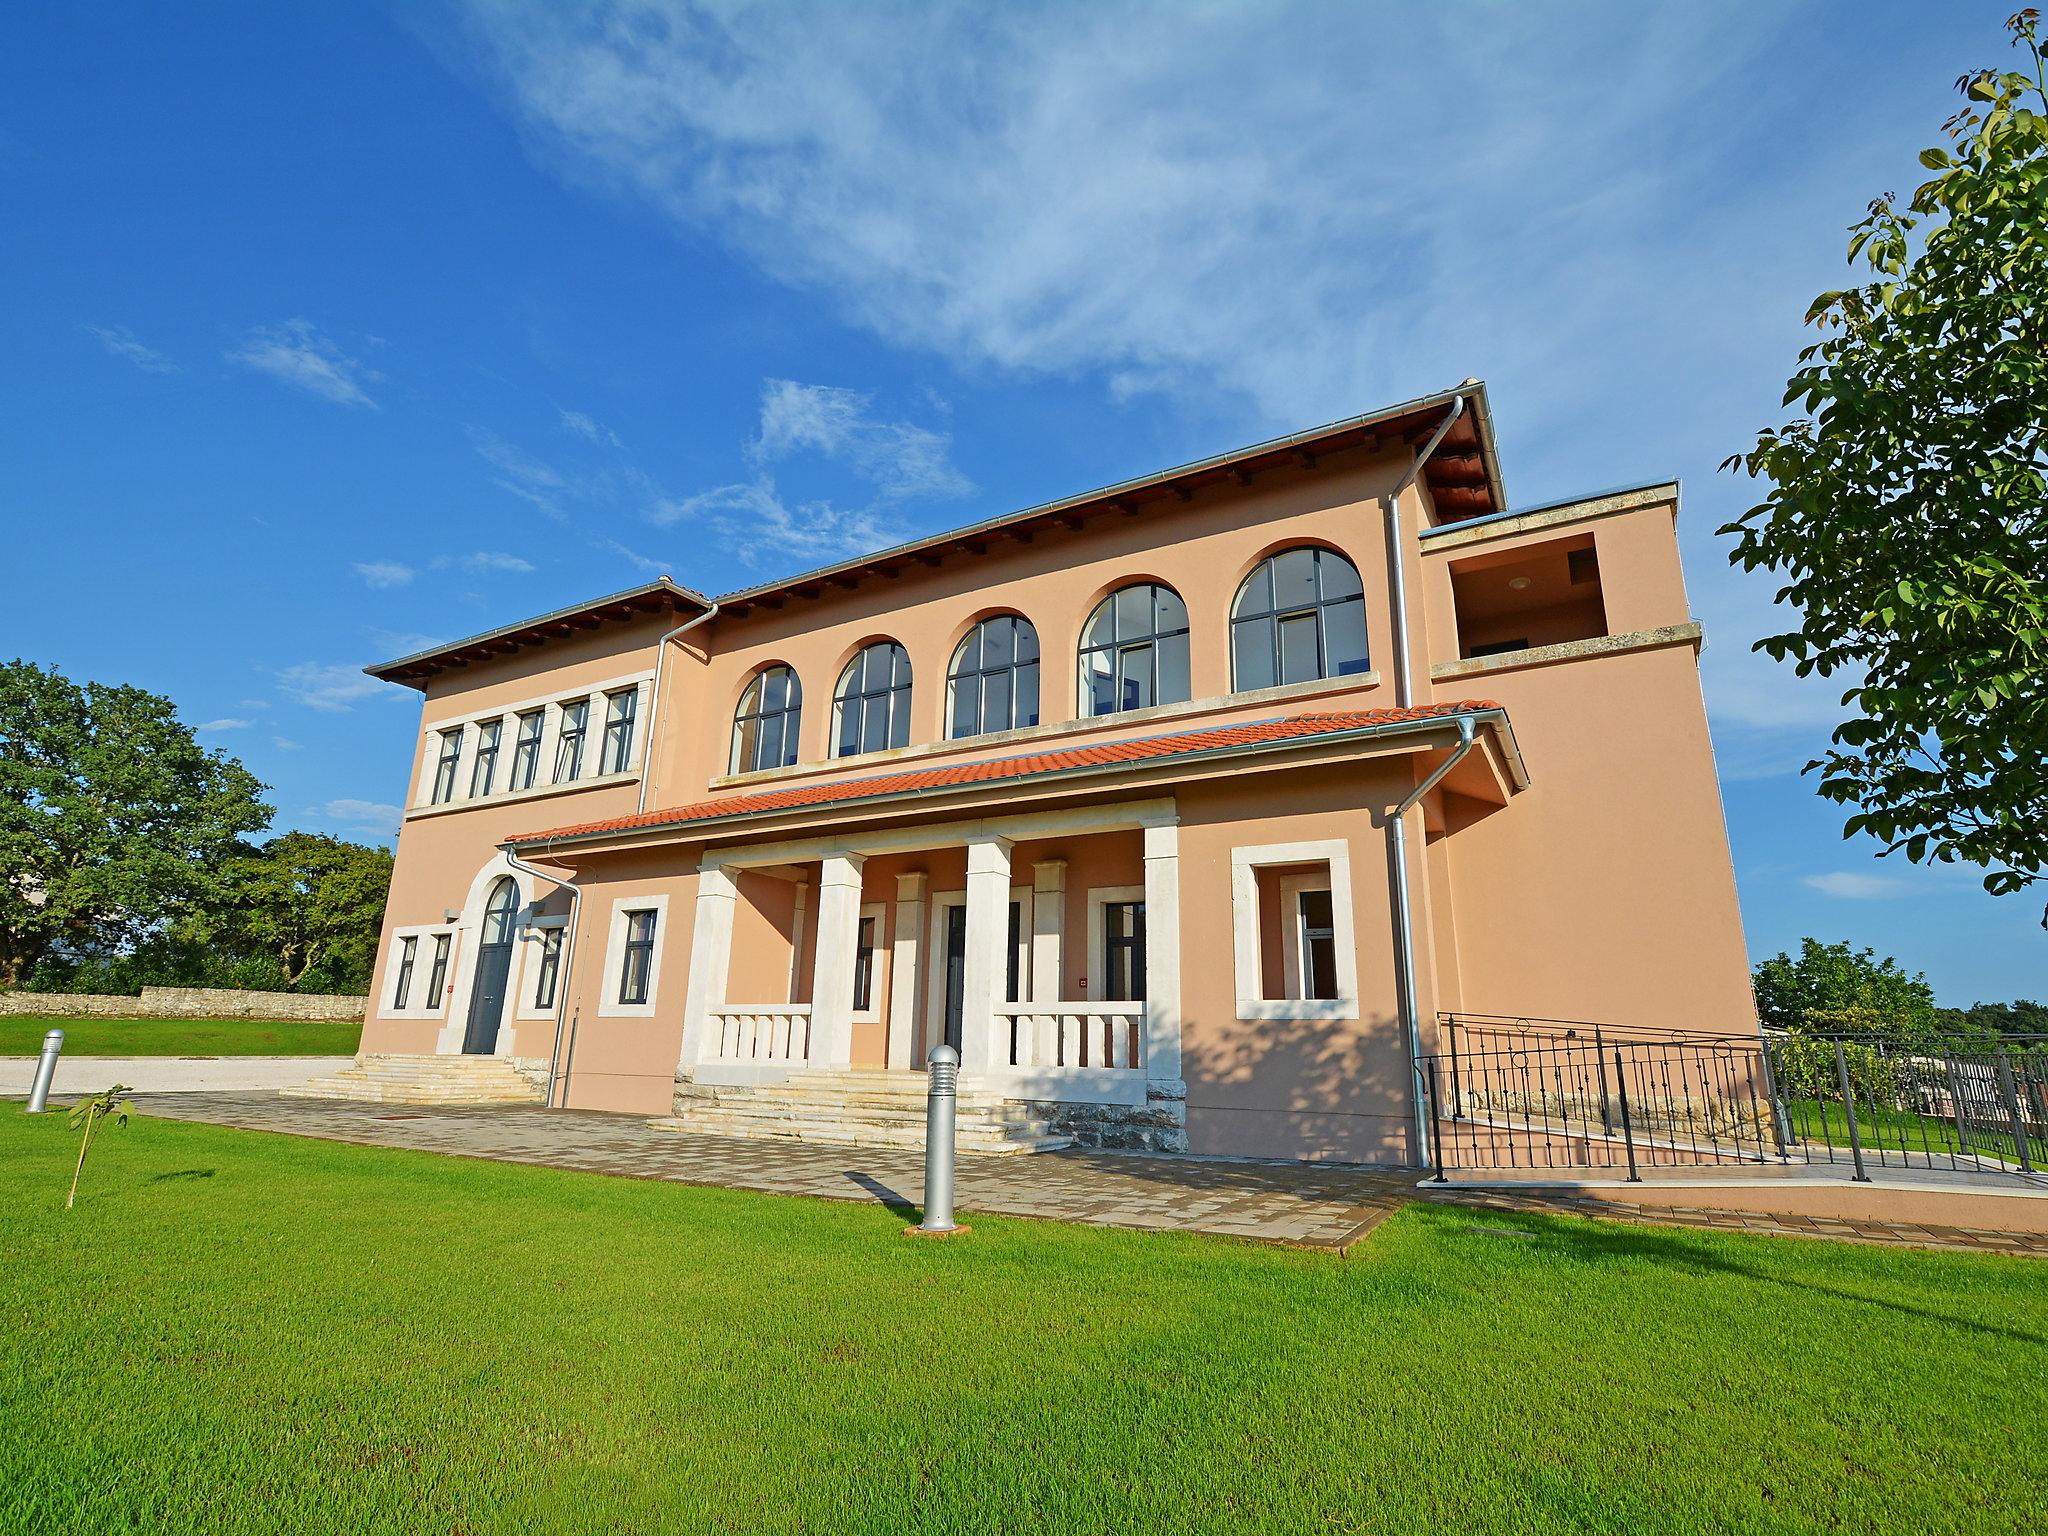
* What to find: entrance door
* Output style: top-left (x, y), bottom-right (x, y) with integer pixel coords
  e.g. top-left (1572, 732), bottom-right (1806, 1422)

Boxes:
top-left (941, 899), bottom-right (1023, 1053)
top-left (463, 877), bottom-right (519, 1055)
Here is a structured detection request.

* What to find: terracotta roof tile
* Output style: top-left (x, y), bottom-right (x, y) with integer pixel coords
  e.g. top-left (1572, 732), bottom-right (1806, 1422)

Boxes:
top-left (506, 700), bottom-right (1502, 846)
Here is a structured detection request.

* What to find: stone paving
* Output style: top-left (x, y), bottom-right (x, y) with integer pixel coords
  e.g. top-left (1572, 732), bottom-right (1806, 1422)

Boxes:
top-left (128, 1091), bottom-right (2048, 1258)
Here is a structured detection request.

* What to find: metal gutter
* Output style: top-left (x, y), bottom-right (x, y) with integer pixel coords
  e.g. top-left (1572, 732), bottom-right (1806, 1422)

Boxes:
top-left (502, 707), bottom-right (1519, 853)
top-left (713, 382), bottom-right (1497, 606)
top-left (638, 601), bottom-right (722, 814)
top-left (364, 575), bottom-right (714, 679)
top-left (500, 844), bottom-right (582, 1109)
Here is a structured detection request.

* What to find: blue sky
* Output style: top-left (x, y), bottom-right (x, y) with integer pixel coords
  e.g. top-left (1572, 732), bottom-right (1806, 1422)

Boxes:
top-left (3, 2), bottom-right (2040, 1006)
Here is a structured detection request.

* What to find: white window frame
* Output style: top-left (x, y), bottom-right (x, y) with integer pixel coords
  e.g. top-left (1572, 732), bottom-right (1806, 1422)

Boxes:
top-left (412, 669), bottom-right (652, 809)
top-left (598, 893), bottom-right (670, 1019)
top-left (380, 923), bottom-right (459, 1020)
top-left (513, 917), bottom-right (571, 1021)
top-left (1230, 839), bottom-right (1359, 1021)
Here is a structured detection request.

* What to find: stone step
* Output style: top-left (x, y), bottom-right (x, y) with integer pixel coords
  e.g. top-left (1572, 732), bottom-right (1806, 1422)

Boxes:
top-left (655, 1070), bottom-right (1072, 1154)
top-left (283, 1052), bottom-right (547, 1106)
top-left (648, 1108), bottom-right (1071, 1156)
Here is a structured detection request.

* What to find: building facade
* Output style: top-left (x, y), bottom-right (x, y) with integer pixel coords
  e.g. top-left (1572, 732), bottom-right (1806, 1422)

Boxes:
top-left (343, 384), bottom-right (1756, 1163)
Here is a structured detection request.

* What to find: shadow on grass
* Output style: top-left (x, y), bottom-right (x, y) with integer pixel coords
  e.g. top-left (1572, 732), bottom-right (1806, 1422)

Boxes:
top-left (842, 1170), bottom-right (918, 1222)
top-left (1435, 1205), bottom-right (2048, 1347)
top-left (148, 1169), bottom-right (217, 1183)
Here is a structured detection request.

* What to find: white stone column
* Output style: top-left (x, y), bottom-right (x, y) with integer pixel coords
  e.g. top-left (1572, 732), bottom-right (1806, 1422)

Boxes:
top-left (1142, 822), bottom-right (1183, 1082)
top-left (959, 837), bottom-right (1013, 1073)
top-left (887, 873), bottom-right (927, 1070)
top-left (788, 877), bottom-right (810, 1000)
top-left (677, 864), bottom-right (738, 1074)
top-left (807, 854), bottom-right (867, 1070)
top-left (1031, 859), bottom-right (1066, 1004)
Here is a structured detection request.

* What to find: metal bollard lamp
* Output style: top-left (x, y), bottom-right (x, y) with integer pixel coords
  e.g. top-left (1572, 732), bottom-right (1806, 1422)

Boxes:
top-left (25, 1029), bottom-right (65, 1114)
top-left (909, 1042), bottom-right (970, 1238)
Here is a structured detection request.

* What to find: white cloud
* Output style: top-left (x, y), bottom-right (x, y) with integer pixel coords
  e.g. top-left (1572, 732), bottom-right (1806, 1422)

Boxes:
top-left (271, 737), bottom-right (302, 751)
top-left (753, 379), bottom-right (969, 502)
top-left (323, 798), bottom-right (404, 837)
top-left (278, 662), bottom-right (393, 712)
top-left (227, 319), bottom-right (380, 408)
top-left (355, 560), bottom-right (416, 589)
top-left (559, 407), bottom-right (623, 447)
top-left (454, 550), bottom-right (536, 573)
top-left (1802, 872), bottom-right (1913, 900)
top-left (82, 323), bottom-right (179, 374)
top-left (645, 476), bottom-right (902, 563)
top-left (196, 717), bottom-right (252, 732)
top-left (238, 698), bottom-right (272, 711)
top-left (468, 425), bottom-right (569, 518)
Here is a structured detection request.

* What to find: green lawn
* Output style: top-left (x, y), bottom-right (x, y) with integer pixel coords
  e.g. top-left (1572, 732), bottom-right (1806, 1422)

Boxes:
top-left (2, 1113), bottom-right (2042, 1535)
top-left (1784, 1094), bottom-right (2035, 1168)
top-left (0, 1014), bottom-right (360, 1057)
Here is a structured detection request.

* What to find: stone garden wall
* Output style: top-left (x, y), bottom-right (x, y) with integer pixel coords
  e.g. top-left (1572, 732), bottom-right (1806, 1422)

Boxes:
top-left (0, 987), bottom-right (366, 1022)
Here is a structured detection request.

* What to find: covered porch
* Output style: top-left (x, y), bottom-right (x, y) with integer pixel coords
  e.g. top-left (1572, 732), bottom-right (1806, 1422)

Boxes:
top-left (671, 798), bottom-right (1187, 1151)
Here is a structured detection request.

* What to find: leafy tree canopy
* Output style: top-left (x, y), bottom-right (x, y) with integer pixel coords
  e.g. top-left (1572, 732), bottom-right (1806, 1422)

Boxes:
top-left (0, 660), bottom-right (272, 987)
top-left (1752, 937), bottom-right (1940, 1037)
top-left (209, 831), bottom-right (395, 992)
top-left (1723, 12), bottom-right (2048, 910)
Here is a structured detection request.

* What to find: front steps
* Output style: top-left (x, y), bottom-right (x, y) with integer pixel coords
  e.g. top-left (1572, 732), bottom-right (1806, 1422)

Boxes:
top-left (282, 1053), bottom-right (548, 1106)
top-left (648, 1070), bottom-right (1074, 1155)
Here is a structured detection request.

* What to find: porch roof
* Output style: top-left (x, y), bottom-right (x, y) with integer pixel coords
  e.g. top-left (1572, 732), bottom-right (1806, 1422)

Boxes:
top-left (502, 700), bottom-right (1517, 851)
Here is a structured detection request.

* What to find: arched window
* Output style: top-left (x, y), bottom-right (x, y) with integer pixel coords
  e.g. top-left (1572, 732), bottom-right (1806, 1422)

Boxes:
top-left (730, 664), bottom-right (803, 773)
top-left (1079, 583), bottom-right (1191, 717)
top-left (1231, 547), bottom-right (1368, 691)
top-left (833, 642), bottom-right (912, 757)
top-left (948, 614), bottom-right (1040, 738)
top-left (481, 877), bottom-right (520, 946)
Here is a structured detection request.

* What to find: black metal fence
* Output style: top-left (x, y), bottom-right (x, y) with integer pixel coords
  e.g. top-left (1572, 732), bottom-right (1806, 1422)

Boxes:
top-left (1421, 1013), bottom-right (2048, 1184)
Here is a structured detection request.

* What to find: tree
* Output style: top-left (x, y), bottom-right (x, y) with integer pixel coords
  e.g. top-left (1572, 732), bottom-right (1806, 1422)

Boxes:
top-left (1722, 11), bottom-right (2048, 911)
top-left (217, 832), bottom-right (395, 993)
top-left (1751, 937), bottom-right (1941, 1038)
top-left (0, 661), bottom-right (272, 987)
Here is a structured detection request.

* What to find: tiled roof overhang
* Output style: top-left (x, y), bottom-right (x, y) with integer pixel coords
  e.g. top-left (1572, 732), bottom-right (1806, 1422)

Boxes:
top-left (503, 700), bottom-right (1519, 853)
top-left (365, 577), bottom-right (713, 690)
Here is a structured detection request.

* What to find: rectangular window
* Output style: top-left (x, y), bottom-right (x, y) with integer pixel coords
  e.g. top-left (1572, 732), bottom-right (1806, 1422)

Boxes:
top-left (1103, 901), bottom-right (1146, 1002)
top-left (852, 915), bottom-right (877, 1014)
top-left (510, 710), bottom-right (544, 791)
top-left (618, 909), bottom-right (657, 1005)
top-left (392, 935), bottom-right (418, 1008)
top-left (469, 717), bottom-right (503, 798)
top-left (424, 933), bottom-right (451, 1004)
top-left (1298, 889), bottom-right (1338, 1001)
top-left (600, 688), bottom-right (639, 775)
top-left (533, 927), bottom-right (563, 1010)
top-left (430, 728), bottom-right (463, 804)
top-left (555, 699), bottom-right (589, 782)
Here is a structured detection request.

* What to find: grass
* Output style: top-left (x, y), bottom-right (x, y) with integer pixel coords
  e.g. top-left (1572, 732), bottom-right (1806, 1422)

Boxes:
top-left (1784, 1094), bottom-right (2034, 1168)
top-left (2, 1113), bottom-right (2043, 1535)
top-left (0, 1014), bottom-right (360, 1057)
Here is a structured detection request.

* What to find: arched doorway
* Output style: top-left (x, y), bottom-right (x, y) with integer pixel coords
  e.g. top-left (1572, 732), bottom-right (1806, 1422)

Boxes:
top-left (462, 877), bottom-right (519, 1055)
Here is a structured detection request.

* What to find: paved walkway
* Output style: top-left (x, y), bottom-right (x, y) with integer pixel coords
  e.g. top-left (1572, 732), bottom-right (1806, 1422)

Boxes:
top-left (0, 1056), bottom-right (349, 1095)
top-left (127, 1092), bottom-right (2048, 1258)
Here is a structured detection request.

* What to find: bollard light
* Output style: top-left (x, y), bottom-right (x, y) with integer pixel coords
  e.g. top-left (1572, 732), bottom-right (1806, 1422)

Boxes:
top-left (908, 1043), bottom-right (970, 1238)
top-left (25, 1029), bottom-right (64, 1114)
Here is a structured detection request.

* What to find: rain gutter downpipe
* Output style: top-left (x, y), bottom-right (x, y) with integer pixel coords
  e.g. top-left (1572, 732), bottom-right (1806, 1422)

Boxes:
top-left (1380, 392), bottom-right (1468, 1169)
top-left (503, 840), bottom-right (581, 1109)
top-left (1389, 715), bottom-right (1477, 1171)
top-left (639, 599), bottom-right (722, 815)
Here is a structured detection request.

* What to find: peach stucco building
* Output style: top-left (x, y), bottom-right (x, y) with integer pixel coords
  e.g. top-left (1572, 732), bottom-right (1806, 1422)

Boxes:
top-left (335, 383), bottom-right (1755, 1164)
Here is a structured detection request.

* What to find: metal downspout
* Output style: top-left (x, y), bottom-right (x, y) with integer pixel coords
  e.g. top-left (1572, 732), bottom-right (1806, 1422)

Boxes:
top-left (503, 840), bottom-right (580, 1109)
top-left (1389, 711), bottom-right (1477, 1171)
top-left (1383, 395), bottom-right (1464, 708)
top-left (639, 600), bottom-right (721, 815)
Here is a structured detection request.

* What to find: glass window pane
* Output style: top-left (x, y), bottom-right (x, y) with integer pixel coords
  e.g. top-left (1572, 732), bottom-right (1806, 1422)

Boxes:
top-left (1119, 641), bottom-right (1153, 710)
top-left (1113, 585), bottom-right (1150, 641)
top-left (757, 713), bottom-right (784, 772)
top-left (1319, 550), bottom-right (1363, 600)
top-left (1013, 618), bottom-right (1038, 663)
top-left (732, 715), bottom-right (758, 774)
top-left (862, 698), bottom-right (890, 754)
top-left (1155, 586), bottom-right (1188, 633)
top-left (1236, 559), bottom-right (1273, 618)
top-left (1325, 597), bottom-right (1369, 674)
top-left (1234, 616), bottom-right (1276, 691)
top-left (983, 619), bottom-right (1012, 667)
top-left (1085, 599), bottom-right (1116, 649)
top-left (1157, 631), bottom-right (1191, 704)
top-left (764, 668), bottom-right (788, 711)
top-left (987, 669), bottom-right (1013, 732)
top-left (892, 645), bottom-right (911, 689)
top-left (738, 676), bottom-right (762, 716)
top-left (955, 629), bottom-right (981, 677)
top-left (837, 701), bottom-right (861, 757)
top-left (1274, 548), bottom-right (1319, 610)
top-left (951, 677), bottom-right (978, 739)
top-left (1016, 660), bottom-right (1040, 727)
top-left (1279, 612), bottom-right (1320, 684)
top-left (1085, 652), bottom-right (1116, 716)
